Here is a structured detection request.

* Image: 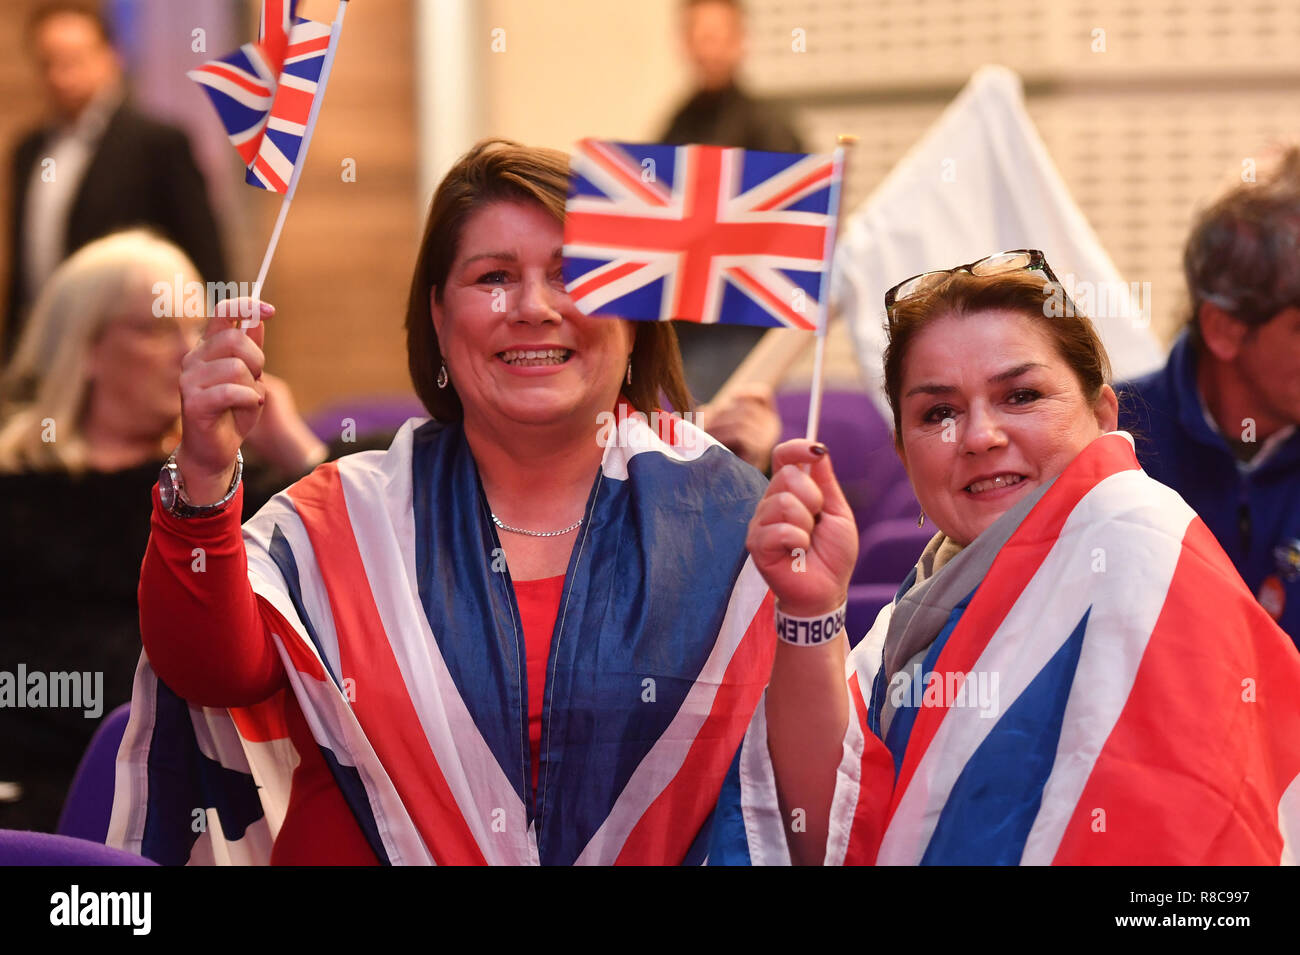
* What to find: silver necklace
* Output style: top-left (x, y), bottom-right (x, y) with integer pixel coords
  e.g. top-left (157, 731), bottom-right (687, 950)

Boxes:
top-left (491, 512), bottom-right (583, 538)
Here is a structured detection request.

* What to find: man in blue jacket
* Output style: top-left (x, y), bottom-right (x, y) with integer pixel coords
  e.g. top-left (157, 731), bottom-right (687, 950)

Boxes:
top-left (1119, 147), bottom-right (1300, 649)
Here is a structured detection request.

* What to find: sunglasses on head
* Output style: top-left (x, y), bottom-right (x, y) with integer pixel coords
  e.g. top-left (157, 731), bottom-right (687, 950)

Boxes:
top-left (883, 249), bottom-right (1071, 319)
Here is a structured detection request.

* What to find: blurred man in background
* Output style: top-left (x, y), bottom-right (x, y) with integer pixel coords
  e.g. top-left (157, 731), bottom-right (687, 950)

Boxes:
top-left (3, 1), bottom-right (227, 363)
top-left (662, 0), bottom-right (803, 156)
top-left (1119, 146), bottom-right (1300, 649)
top-left (661, 0), bottom-right (804, 471)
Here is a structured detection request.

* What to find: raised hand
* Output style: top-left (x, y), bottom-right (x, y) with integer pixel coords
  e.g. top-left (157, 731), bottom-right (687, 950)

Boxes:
top-left (746, 439), bottom-right (859, 617)
top-left (174, 297), bottom-right (274, 504)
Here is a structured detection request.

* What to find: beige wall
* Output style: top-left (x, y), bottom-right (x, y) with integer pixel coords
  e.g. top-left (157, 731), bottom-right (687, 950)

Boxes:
top-left (257, 0), bottom-right (419, 416)
top-left (479, 0), bottom-right (691, 153)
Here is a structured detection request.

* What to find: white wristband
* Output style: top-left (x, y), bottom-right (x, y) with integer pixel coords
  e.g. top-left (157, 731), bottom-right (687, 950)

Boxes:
top-left (774, 600), bottom-right (847, 647)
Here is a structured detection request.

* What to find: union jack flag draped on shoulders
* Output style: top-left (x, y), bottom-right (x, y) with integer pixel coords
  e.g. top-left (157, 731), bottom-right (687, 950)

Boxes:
top-left (111, 413), bottom-right (776, 865)
top-left (563, 140), bottom-right (844, 330)
top-left (187, 0), bottom-right (334, 193)
top-left (710, 433), bottom-right (1300, 865)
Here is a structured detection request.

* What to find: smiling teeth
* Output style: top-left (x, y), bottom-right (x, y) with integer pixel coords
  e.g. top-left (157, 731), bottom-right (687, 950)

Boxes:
top-left (500, 348), bottom-right (570, 365)
top-left (966, 474), bottom-right (1025, 494)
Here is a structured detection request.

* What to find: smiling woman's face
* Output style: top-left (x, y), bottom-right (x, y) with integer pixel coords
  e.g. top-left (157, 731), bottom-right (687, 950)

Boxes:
top-left (896, 309), bottom-right (1118, 546)
top-left (431, 199), bottom-right (634, 433)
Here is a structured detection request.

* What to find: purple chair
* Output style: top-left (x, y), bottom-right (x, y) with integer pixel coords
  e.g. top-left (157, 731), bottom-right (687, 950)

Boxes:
top-left (775, 388), bottom-right (909, 530)
top-left (0, 829), bottom-right (156, 865)
top-left (305, 394), bottom-right (428, 443)
top-left (846, 583), bottom-right (899, 647)
top-left (56, 703), bottom-right (131, 843)
top-left (852, 518), bottom-right (933, 586)
top-left (876, 479), bottom-right (920, 522)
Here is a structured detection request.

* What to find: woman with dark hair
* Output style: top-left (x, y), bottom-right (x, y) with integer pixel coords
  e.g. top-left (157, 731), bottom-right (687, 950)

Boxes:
top-left (113, 140), bottom-right (775, 865)
top-left (713, 253), bottom-right (1300, 865)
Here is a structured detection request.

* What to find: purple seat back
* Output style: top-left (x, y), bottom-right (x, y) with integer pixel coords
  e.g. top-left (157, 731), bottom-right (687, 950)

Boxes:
top-left (0, 829), bottom-right (156, 865)
top-left (776, 388), bottom-right (908, 529)
top-left (875, 479), bottom-right (920, 521)
top-left (56, 703), bottom-right (131, 843)
top-left (846, 582), bottom-right (900, 647)
top-left (852, 518), bottom-right (933, 586)
top-left (305, 395), bottom-right (428, 443)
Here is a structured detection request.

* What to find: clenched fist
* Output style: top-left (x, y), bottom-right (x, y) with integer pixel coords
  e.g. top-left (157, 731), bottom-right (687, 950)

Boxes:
top-left (746, 440), bottom-right (858, 617)
top-left (174, 297), bottom-right (274, 505)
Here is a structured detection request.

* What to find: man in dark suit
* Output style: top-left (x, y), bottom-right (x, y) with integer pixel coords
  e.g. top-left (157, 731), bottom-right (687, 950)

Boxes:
top-left (4, 2), bottom-right (227, 363)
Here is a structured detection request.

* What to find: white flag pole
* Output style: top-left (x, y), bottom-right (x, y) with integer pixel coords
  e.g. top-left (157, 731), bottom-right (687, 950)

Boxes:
top-left (804, 135), bottom-right (854, 443)
top-left (247, 0), bottom-right (350, 316)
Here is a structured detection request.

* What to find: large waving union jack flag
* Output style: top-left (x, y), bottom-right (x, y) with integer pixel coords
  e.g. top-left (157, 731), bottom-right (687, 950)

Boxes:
top-left (188, 0), bottom-right (333, 193)
top-left (564, 141), bottom-right (843, 329)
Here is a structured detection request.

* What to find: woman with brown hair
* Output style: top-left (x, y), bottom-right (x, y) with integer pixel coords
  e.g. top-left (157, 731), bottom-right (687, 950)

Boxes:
top-left (112, 140), bottom-right (776, 865)
top-left (713, 252), bottom-right (1300, 865)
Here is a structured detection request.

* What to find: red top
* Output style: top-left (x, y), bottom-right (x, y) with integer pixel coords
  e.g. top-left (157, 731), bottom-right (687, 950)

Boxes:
top-left (139, 483), bottom-right (562, 865)
top-left (512, 575), bottom-right (565, 795)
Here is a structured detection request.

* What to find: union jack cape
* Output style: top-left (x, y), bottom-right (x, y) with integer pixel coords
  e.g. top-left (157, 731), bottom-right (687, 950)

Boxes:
top-left (711, 432), bottom-right (1300, 864)
top-left (563, 140), bottom-right (842, 329)
top-left (110, 412), bottom-right (775, 864)
top-left (187, 0), bottom-right (333, 193)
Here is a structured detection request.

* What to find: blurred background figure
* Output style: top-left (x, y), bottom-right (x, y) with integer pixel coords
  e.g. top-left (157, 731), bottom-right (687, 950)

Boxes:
top-left (661, 0), bottom-right (804, 155)
top-left (661, 0), bottom-right (805, 469)
top-left (1119, 145), bottom-right (1300, 648)
top-left (3, 1), bottom-right (227, 363)
top-left (0, 229), bottom-right (338, 833)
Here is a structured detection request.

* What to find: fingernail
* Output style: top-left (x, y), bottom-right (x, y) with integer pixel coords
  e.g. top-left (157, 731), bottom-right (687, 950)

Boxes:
top-left (258, 396), bottom-right (265, 406)
top-left (260, 302), bottom-right (275, 315)
top-left (810, 443), bottom-right (828, 456)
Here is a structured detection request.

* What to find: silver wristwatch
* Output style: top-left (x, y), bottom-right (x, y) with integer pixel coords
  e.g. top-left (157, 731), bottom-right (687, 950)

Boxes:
top-left (159, 448), bottom-right (243, 518)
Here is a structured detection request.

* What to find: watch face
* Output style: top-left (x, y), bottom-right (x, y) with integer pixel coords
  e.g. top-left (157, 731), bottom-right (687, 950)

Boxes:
top-left (159, 466), bottom-right (178, 511)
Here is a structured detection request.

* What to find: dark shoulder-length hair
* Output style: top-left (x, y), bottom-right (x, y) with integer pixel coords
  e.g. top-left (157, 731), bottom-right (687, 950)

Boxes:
top-left (405, 138), bottom-right (692, 420)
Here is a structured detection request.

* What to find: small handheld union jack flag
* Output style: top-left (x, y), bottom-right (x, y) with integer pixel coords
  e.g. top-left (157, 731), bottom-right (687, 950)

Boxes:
top-left (563, 140), bottom-right (844, 332)
top-left (188, 0), bottom-right (336, 195)
top-left (187, 0), bottom-right (348, 303)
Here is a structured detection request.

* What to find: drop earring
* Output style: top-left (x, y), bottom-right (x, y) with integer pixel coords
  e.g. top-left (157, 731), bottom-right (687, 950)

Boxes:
top-left (625, 361), bottom-right (632, 386)
top-left (436, 362), bottom-right (448, 389)
top-left (917, 511), bottom-right (926, 527)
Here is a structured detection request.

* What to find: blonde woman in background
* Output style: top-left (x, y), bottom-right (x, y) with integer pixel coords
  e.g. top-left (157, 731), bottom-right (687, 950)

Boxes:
top-left (0, 229), bottom-right (333, 833)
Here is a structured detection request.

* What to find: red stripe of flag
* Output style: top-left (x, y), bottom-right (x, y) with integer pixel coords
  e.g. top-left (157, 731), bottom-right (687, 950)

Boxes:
top-left (253, 154), bottom-right (289, 193)
top-left (671, 146), bottom-right (720, 320)
top-left (271, 83), bottom-right (315, 126)
top-left (750, 161), bottom-right (834, 212)
top-left (1052, 517), bottom-right (1300, 863)
top-left (286, 35), bottom-right (331, 59)
top-left (583, 140), bottom-right (671, 208)
top-left (613, 591), bottom-right (777, 864)
top-left (564, 211), bottom-right (827, 263)
top-left (235, 137), bottom-right (260, 166)
top-left (843, 673), bottom-right (896, 865)
top-left (726, 265), bottom-right (818, 329)
top-left (195, 62), bottom-right (271, 97)
top-left (567, 260), bottom-right (648, 304)
top-left (288, 464), bottom-right (488, 865)
top-left (229, 688), bottom-right (292, 743)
